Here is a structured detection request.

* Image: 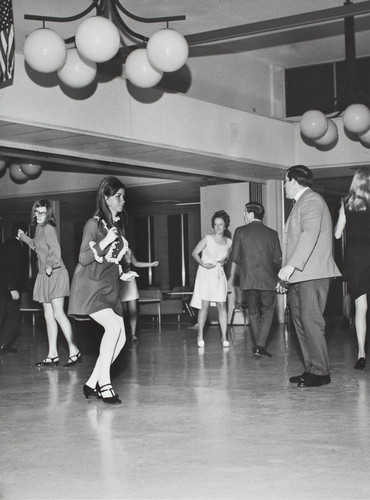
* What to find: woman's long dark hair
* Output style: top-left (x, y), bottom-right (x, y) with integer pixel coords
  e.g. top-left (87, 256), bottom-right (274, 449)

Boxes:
top-left (94, 176), bottom-right (127, 234)
top-left (30, 199), bottom-right (57, 227)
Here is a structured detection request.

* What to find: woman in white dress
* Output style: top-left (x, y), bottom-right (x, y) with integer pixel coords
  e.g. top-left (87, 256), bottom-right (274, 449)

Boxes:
top-left (190, 210), bottom-right (232, 348)
top-left (119, 248), bottom-right (159, 342)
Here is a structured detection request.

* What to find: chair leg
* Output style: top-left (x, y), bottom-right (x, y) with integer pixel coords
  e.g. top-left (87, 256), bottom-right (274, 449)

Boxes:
top-left (230, 309), bottom-right (236, 326)
top-left (184, 301), bottom-right (194, 317)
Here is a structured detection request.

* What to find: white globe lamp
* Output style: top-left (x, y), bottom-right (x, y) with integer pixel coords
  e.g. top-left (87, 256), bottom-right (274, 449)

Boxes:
top-left (23, 28), bottom-right (67, 73)
top-left (147, 29), bottom-right (189, 72)
top-left (20, 162), bottom-right (42, 178)
top-left (0, 159), bottom-right (7, 174)
top-left (300, 110), bottom-right (328, 140)
top-left (343, 104), bottom-right (370, 135)
top-left (314, 120), bottom-right (338, 147)
top-left (9, 164), bottom-right (29, 183)
top-left (58, 48), bottom-right (97, 88)
top-left (126, 48), bottom-right (163, 88)
top-left (76, 16), bottom-right (121, 63)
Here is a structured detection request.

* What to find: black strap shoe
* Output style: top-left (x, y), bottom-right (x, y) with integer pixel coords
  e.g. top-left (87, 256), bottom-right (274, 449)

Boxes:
top-left (354, 358), bottom-right (366, 370)
top-left (63, 351), bottom-right (82, 367)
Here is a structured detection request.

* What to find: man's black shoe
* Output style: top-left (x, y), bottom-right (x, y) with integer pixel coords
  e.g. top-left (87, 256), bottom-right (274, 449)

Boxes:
top-left (0, 344), bottom-right (17, 353)
top-left (289, 371), bottom-right (310, 384)
top-left (297, 373), bottom-right (331, 387)
top-left (253, 346), bottom-right (272, 358)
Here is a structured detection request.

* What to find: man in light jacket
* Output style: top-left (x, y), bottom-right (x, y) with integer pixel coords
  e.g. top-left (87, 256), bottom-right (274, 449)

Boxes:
top-left (278, 165), bottom-right (341, 387)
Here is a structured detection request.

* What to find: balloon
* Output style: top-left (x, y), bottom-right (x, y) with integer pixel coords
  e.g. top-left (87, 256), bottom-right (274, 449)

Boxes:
top-left (20, 162), bottom-right (42, 178)
top-left (58, 48), bottom-right (97, 88)
top-left (147, 29), bottom-right (189, 72)
top-left (23, 28), bottom-right (67, 73)
top-left (0, 159), bottom-right (7, 174)
top-left (314, 120), bottom-right (338, 147)
top-left (343, 104), bottom-right (370, 135)
top-left (9, 164), bottom-right (29, 183)
top-left (76, 16), bottom-right (120, 63)
top-left (300, 110), bottom-right (328, 140)
top-left (125, 49), bottom-right (163, 88)
top-left (359, 127), bottom-right (370, 145)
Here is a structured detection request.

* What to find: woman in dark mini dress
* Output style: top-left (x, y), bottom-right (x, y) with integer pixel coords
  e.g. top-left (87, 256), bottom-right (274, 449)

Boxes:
top-left (69, 176), bottom-right (129, 404)
top-left (335, 167), bottom-right (370, 370)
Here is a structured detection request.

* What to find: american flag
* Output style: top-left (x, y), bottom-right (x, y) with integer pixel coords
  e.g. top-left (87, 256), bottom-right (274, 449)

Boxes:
top-left (0, 0), bottom-right (14, 83)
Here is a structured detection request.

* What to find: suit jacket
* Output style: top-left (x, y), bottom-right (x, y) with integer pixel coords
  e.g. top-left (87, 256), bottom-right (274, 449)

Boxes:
top-left (0, 237), bottom-right (28, 297)
top-left (283, 188), bottom-right (341, 283)
top-left (230, 221), bottom-right (282, 290)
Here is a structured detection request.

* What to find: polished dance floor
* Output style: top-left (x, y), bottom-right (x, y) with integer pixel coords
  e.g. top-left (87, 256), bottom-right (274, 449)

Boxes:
top-left (1, 313), bottom-right (370, 500)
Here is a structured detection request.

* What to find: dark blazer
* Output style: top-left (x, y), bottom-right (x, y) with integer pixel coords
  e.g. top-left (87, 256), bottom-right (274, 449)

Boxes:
top-left (230, 220), bottom-right (282, 290)
top-left (0, 237), bottom-right (28, 297)
top-left (283, 188), bottom-right (341, 283)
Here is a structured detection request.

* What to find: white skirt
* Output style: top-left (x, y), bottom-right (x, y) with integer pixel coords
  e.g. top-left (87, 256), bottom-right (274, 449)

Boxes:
top-left (119, 279), bottom-right (139, 302)
top-left (190, 263), bottom-right (228, 309)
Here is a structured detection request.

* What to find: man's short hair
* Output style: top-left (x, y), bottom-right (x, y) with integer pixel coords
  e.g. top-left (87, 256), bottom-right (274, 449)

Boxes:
top-left (245, 202), bottom-right (264, 221)
top-left (286, 165), bottom-right (313, 187)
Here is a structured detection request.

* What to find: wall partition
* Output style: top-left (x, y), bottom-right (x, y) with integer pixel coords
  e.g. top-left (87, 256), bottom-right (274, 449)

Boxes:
top-left (132, 211), bottom-right (195, 292)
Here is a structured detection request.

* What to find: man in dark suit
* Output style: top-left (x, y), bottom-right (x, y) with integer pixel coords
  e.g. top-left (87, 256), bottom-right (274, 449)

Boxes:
top-left (230, 202), bottom-right (282, 357)
top-left (278, 165), bottom-right (341, 387)
top-left (0, 221), bottom-right (29, 353)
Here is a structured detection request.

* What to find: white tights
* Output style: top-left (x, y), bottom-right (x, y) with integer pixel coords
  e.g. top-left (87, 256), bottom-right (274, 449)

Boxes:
top-left (86, 309), bottom-right (126, 390)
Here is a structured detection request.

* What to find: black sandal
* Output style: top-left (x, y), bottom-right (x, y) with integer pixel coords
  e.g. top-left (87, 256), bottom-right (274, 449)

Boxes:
top-left (63, 351), bottom-right (82, 367)
top-left (35, 356), bottom-right (59, 367)
top-left (97, 383), bottom-right (121, 405)
top-left (83, 384), bottom-right (97, 398)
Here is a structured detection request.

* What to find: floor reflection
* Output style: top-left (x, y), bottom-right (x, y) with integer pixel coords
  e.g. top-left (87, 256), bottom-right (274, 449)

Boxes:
top-left (1, 316), bottom-right (370, 500)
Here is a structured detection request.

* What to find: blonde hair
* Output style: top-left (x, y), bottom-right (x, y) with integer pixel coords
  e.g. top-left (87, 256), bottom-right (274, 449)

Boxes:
top-left (346, 167), bottom-right (370, 212)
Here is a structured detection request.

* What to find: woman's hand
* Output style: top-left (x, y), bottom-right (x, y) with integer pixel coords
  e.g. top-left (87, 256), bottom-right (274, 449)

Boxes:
top-left (151, 261), bottom-right (159, 267)
top-left (10, 290), bottom-right (20, 301)
top-left (17, 229), bottom-right (24, 238)
top-left (100, 227), bottom-right (118, 249)
top-left (45, 266), bottom-right (52, 277)
top-left (202, 263), bottom-right (215, 269)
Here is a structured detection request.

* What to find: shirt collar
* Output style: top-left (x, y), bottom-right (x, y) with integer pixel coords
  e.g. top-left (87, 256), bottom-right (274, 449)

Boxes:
top-left (294, 186), bottom-right (309, 202)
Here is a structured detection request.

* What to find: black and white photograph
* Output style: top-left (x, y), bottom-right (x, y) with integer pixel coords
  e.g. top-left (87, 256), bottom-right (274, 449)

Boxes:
top-left (1, 1), bottom-right (370, 499)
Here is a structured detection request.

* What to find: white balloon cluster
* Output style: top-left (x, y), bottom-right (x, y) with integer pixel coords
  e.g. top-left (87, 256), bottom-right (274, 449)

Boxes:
top-left (23, 16), bottom-right (189, 90)
top-left (0, 160), bottom-right (42, 183)
top-left (125, 28), bottom-right (189, 88)
top-left (300, 104), bottom-right (370, 149)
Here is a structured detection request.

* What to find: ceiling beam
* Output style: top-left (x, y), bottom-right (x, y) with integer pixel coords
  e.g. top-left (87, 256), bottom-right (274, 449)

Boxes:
top-left (185, 1), bottom-right (370, 46)
top-left (0, 145), bottom-right (229, 183)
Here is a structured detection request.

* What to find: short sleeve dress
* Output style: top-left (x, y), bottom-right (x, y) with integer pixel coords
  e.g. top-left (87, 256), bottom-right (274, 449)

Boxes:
top-left (19, 224), bottom-right (70, 303)
top-left (190, 235), bottom-right (232, 309)
top-left (68, 217), bottom-right (129, 317)
top-left (345, 208), bottom-right (370, 299)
